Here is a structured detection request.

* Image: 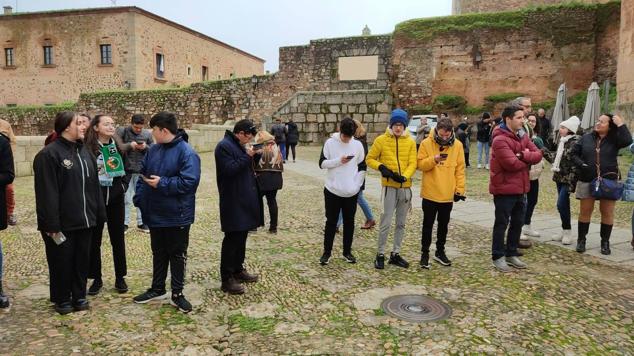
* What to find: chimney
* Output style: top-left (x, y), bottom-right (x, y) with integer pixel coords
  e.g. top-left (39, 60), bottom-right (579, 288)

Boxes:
top-left (3, 6), bottom-right (12, 15)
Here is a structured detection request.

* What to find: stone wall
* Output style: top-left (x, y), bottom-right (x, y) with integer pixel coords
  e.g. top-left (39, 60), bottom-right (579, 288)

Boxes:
top-left (617, 0), bottom-right (634, 124)
top-left (0, 104), bottom-right (74, 136)
top-left (393, 2), bottom-right (621, 109)
top-left (12, 123), bottom-right (229, 177)
top-left (452, 0), bottom-right (612, 14)
top-left (274, 89), bottom-right (392, 143)
top-left (0, 7), bottom-right (264, 106)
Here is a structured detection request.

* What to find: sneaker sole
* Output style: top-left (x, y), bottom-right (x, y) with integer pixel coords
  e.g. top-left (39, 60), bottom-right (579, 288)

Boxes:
top-left (133, 292), bottom-right (168, 304)
top-left (342, 256), bottom-right (356, 264)
top-left (507, 263), bottom-right (527, 269)
top-left (492, 263), bottom-right (514, 273)
top-left (221, 287), bottom-right (245, 295)
top-left (433, 256), bottom-right (451, 266)
top-left (169, 299), bottom-right (192, 313)
top-left (420, 264), bottom-right (431, 269)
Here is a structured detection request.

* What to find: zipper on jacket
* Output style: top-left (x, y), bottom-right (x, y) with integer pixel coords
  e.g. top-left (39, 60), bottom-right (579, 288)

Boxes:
top-left (106, 186), bottom-right (110, 205)
top-left (77, 151), bottom-right (90, 227)
top-left (395, 135), bottom-right (403, 188)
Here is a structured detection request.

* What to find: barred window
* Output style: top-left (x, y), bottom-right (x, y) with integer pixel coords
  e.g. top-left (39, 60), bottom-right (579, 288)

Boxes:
top-left (43, 46), bottom-right (53, 65)
top-left (5, 48), bottom-right (13, 66)
top-left (100, 44), bottom-right (112, 65)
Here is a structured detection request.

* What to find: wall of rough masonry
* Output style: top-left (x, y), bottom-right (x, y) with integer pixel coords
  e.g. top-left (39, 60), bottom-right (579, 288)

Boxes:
top-left (274, 90), bottom-right (392, 143)
top-left (617, 0), bottom-right (634, 124)
top-left (452, 0), bottom-right (613, 14)
top-left (393, 2), bottom-right (621, 109)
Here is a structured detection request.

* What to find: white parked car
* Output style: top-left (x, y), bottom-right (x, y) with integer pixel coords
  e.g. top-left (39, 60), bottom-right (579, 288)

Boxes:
top-left (408, 114), bottom-right (438, 141)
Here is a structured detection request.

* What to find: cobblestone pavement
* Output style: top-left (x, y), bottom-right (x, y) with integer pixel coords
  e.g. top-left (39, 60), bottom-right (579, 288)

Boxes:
top-left (0, 151), bottom-right (633, 355)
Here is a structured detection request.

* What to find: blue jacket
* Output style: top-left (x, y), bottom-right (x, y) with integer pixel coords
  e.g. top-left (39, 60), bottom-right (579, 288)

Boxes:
top-left (134, 133), bottom-right (201, 228)
top-left (215, 130), bottom-right (261, 232)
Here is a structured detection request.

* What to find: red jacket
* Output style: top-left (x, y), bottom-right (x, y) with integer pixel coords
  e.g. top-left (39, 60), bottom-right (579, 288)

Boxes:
top-left (489, 125), bottom-right (543, 195)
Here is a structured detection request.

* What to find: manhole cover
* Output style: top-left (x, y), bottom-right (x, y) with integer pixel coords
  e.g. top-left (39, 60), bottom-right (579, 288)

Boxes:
top-left (381, 294), bottom-right (452, 323)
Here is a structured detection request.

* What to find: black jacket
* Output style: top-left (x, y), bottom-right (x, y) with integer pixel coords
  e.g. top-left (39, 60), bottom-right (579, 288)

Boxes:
top-left (572, 126), bottom-right (632, 182)
top-left (214, 131), bottom-right (261, 232)
top-left (477, 119), bottom-right (491, 143)
top-left (0, 133), bottom-right (14, 231)
top-left (286, 121), bottom-right (300, 144)
top-left (34, 137), bottom-right (106, 233)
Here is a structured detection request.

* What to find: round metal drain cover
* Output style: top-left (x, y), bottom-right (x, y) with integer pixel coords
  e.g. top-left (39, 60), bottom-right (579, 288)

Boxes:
top-left (381, 294), bottom-right (452, 323)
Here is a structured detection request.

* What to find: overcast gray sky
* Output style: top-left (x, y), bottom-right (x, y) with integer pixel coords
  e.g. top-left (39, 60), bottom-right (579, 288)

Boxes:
top-left (8, 0), bottom-right (451, 71)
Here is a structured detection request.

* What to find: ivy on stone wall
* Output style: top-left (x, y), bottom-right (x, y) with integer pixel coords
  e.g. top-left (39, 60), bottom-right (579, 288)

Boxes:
top-left (432, 95), bottom-right (467, 112)
top-left (395, 0), bottom-right (621, 45)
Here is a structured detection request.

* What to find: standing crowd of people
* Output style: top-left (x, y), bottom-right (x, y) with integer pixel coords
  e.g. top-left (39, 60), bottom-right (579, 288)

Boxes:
top-left (0, 98), bottom-right (633, 315)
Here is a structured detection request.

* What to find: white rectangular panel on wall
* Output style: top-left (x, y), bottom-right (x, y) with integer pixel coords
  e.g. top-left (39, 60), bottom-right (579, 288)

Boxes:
top-left (338, 55), bottom-right (379, 81)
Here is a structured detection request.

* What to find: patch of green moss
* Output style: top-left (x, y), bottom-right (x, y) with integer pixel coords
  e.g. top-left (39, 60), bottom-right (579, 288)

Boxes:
top-left (228, 314), bottom-right (277, 334)
top-left (484, 93), bottom-right (525, 104)
top-left (464, 105), bottom-right (486, 115)
top-left (433, 94), bottom-right (467, 112)
top-left (409, 104), bottom-right (433, 115)
top-left (0, 101), bottom-right (76, 114)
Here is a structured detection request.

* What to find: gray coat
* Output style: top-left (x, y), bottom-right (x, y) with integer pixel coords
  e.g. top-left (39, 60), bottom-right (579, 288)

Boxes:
top-left (115, 126), bottom-right (154, 173)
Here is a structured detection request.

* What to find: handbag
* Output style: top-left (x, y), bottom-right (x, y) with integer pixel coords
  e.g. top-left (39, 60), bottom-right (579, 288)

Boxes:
top-left (590, 139), bottom-right (623, 200)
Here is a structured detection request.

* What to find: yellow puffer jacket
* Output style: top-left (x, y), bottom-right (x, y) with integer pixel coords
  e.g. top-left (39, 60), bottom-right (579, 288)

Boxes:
top-left (366, 127), bottom-right (417, 188)
top-left (417, 130), bottom-right (466, 203)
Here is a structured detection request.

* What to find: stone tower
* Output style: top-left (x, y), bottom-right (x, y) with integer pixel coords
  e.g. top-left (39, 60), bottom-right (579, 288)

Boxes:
top-left (362, 25), bottom-right (371, 36)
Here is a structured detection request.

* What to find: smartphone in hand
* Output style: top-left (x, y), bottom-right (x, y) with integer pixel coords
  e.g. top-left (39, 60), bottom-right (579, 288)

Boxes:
top-left (439, 153), bottom-right (448, 160)
top-left (346, 155), bottom-right (355, 159)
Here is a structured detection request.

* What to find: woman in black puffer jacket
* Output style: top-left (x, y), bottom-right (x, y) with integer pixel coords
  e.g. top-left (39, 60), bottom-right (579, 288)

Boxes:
top-left (571, 114), bottom-right (632, 255)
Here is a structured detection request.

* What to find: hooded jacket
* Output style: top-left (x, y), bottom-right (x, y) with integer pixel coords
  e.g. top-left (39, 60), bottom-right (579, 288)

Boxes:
top-left (489, 124), bottom-right (543, 195)
top-left (571, 126), bottom-right (632, 183)
top-left (215, 130), bottom-right (261, 232)
top-left (417, 128), bottom-right (465, 202)
top-left (366, 127), bottom-right (417, 188)
top-left (34, 137), bottom-right (106, 233)
top-left (0, 133), bottom-right (14, 231)
top-left (319, 133), bottom-right (366, 197)
top-left (134, 132), bottom-right (201, 228)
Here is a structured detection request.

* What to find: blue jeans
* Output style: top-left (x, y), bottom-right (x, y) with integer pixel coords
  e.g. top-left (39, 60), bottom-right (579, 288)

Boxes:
top-left (125, 173), bottom-right (144, 226)
top-left (556, 183), bottom-right (571, 230)
top-left (337, 190), bottom-right (374, 227)
top-left (492, 194), bottom-right (525, 260)
top-left (477, 141), bottom-right (490, 165)
top-left (278, 142), bottom-right (287, 161)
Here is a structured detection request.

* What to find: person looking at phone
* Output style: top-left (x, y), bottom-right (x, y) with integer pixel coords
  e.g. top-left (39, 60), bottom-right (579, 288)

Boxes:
top-left (417, 118), bottom-right (465, 269)
top-left (132, 112), bottom-right (201, 313)
top-left (115, 114), bottom-right (154, 233)
top-left (366, 109), bottom-right (417, 270)
top-left (318, 117), bottom-right (366, 266)
top-left (34, 111), bottom-right (105, 314)
top-left (489, 105), bottom-right (542, 272)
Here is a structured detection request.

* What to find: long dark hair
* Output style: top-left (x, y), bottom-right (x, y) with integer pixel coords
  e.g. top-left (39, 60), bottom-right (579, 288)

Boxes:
top-left (54, 111), bottom-right (77, 135)
top-left (84, 114), bottom-right (117, 154)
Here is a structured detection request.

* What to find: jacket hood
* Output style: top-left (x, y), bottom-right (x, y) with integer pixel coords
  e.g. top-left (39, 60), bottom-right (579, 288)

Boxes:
top-left (383, 126), bottom-right (412, 138)
top-left (176, 129), bottom-right (189, 143)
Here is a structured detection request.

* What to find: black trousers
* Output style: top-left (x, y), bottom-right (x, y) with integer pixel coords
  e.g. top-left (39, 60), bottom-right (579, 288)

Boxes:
top-left (149, 226), bottom-right (190, 294)
top-left (524, 179), bottom-right (539, 225)
top-left (323, 188), bottom-right (358, 255)
top-left (259, 190), bottom-right (278, 230)
top-left (220, 231), bottom-right (248, 282)
top-left (421, 199), bottom-right (453, 253)
top-left (285, 142), bottom-right (297, 161)
top-left (41, 228), bottom-right (92, 304)
top-left (88, 195), bottom-right (127, 280)
top-left (492, 194), bottom-right (525, 260)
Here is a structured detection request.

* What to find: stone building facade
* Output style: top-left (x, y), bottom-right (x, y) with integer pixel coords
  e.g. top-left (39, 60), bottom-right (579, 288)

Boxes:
top-left (452, 0), bottom-right (613, 15)
top-left (0, 6), bottom-right (264, 106)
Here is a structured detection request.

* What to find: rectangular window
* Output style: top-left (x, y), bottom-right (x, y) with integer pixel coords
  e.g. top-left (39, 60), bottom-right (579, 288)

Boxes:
top-left (5, 48), bottom-right (14, 67)
top-left (100, 44), bottom-right (112, 65)
top-left (43, 46), bottom-right (53, 65)
top-left (202, 66), bottom-right (208, 81)
top-left (6, 104), bottom-right (17, 107)
top-left (155, 53), bottom-right (164, 78)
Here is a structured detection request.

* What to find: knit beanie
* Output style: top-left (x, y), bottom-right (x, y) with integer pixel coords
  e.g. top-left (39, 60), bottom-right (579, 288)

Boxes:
top-left (560, 116), bottom-right (580, 134)
top-left (389, 109), bottom-right (409, 128)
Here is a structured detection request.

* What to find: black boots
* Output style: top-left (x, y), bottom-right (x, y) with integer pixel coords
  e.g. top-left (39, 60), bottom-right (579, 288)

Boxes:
top-left (0, 280), bottom-right (9, 310)
top-left (576, 222), bottom-right (590, 253)
top-left (600, 223), bottom-right (613, 255)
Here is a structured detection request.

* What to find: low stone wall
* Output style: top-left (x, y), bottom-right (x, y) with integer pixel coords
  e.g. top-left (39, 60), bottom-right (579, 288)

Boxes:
top-left (13, 124), bottom-right (231, 177)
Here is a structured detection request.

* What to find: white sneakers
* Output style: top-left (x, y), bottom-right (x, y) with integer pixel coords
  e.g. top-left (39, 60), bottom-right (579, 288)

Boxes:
top-left (485, 164), bottom-right (490, 170)
top-left (522, 224), bottom-right (540, 237)
top-left (477, 164), bottom-right (482, 169)
top-left (561, 229), bottom-right (572, 245)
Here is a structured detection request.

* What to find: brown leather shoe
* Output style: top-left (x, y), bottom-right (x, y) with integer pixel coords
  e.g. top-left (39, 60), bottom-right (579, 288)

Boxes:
top-left (361, 220), bottom-right (376, 229)
top-left (518, 239), bottom-right (533, 249)
top-left (221, 278), bottom-right (245, 295)
top-left (234, 270), bottom-right (259, 283)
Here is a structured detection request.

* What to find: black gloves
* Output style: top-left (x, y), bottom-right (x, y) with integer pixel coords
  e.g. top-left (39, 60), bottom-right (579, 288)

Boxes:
top-left (393, 175), bottom-right (407, 183)
top-left (378, 165), bottom-right (394, 178)
top-left (379, 165), bottom-right (407, 183)
top-left (453, 193), bottom-right (466, 202)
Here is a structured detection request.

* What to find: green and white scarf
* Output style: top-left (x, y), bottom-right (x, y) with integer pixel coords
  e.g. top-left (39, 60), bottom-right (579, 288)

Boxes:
top-left (97, 141), bottom-right (125, 186)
